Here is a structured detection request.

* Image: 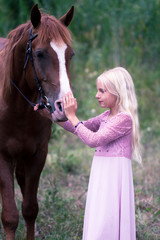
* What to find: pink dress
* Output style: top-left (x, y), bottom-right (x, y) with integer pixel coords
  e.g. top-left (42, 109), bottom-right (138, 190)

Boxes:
top-left (64, 111), bottom-right (136, 240)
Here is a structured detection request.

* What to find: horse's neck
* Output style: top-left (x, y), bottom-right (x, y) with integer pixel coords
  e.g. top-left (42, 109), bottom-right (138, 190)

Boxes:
top-left (6, 75), bottom-right (38, 114)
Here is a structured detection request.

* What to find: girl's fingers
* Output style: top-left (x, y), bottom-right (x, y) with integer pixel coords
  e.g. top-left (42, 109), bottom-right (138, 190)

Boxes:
top-left (74, 98), bottom-right (77, 108)
top-left (63, 96), bottom-right (66, 105)
top-left (63, 92), bottom-right (76, 110)
top-left (65, 92), bottom-right (74, 104)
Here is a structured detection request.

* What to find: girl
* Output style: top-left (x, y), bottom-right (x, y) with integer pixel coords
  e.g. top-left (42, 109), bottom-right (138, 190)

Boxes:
top-left (55, 67), bottom-right (141, 240)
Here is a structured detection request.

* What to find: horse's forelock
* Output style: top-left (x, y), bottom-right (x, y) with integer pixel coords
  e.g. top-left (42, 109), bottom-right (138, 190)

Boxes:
top-left (38, 14), bottom-right (72, 46)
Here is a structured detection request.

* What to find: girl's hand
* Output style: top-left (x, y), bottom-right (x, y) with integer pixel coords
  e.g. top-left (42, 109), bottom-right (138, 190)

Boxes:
top-left (63, 92), bottom-right (77, 120)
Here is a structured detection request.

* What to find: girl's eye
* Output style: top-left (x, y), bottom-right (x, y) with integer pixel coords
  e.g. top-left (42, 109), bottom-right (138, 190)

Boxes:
top-left (100, 89), bottom-right (106, 93)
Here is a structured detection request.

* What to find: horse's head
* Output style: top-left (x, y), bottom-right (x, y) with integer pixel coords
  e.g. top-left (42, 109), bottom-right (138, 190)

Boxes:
top-left (16, 4), bottom-right (74, 118)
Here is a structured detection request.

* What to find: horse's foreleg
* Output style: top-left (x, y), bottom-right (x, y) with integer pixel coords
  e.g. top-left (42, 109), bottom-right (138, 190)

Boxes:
top-left (16, 152), bottom-right (46, 240)
top-left (22, 175), bottom-right (41, 240)
top-left (0, 158), bottom-right (19, 240)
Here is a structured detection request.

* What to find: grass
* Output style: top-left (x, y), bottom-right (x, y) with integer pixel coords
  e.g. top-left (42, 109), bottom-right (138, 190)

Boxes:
top-left (0, 125), bottom-right (160, 239)
top-left (133, 130), bottom-right (160, 240)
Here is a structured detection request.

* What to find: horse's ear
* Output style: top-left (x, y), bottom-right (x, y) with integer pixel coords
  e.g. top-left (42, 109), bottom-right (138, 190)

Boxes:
top-left (59, 6), bottom-right (74, 27)
top-left (31, 4), bottom-right (41, 28)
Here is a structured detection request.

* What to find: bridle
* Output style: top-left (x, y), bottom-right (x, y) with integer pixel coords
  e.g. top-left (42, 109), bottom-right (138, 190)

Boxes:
top-left (10, 28), bottom-right (53, 113)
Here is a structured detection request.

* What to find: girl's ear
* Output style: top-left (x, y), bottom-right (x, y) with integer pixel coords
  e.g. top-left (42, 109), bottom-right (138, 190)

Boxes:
top-left (59, 6), bottom-right (74, 27)
top-left (30, 4), bottom-right (41, 29)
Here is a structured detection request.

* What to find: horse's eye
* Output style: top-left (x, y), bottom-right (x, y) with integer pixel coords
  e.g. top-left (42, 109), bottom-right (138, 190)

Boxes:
top-left (36, 51), bottom-right (44, 59)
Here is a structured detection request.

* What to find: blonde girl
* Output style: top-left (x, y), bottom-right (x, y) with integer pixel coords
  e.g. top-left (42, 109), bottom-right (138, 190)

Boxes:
top-left (55, 67), bottom-right (141, 240)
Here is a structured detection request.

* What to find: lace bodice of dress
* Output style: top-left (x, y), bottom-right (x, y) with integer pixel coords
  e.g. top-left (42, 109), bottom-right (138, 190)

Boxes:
top-left (64, 111), bottom-right (132, 159)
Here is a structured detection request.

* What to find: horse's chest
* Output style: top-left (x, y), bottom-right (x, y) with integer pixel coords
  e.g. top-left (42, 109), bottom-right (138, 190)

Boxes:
top-left (1, 114), bottom-right (51, 158)
top-left (6, 137), bottom-right (37, 158)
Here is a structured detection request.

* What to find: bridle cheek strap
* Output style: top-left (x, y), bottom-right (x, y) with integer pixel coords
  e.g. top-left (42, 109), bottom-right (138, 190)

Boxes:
top-left (24, 28), bottom-right (53, 113)
top-left (11, 28), bottom-right (53, 113)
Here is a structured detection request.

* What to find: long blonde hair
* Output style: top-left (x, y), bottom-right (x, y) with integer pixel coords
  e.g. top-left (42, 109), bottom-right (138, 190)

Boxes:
top-left (97, 67), bottom-right (142, 163)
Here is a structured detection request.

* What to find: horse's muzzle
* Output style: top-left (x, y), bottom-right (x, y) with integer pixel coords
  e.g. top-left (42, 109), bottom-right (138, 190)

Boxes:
top-left (56, 101), bottom-right (62, 112)
top-left (52, 99), bottom-right (67, 122)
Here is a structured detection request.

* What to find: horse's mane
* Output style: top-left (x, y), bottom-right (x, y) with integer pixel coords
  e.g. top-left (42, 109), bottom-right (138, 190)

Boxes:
top-left (2, 10), bottom-right (72, 102)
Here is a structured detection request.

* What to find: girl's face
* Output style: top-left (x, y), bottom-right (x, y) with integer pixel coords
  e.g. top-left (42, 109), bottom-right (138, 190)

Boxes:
top-left (96, 79), bottom-right (118, 110)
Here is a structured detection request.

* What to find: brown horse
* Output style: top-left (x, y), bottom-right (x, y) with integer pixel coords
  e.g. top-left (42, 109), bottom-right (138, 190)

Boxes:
top-left (0, 4), bottom-right (74, 240)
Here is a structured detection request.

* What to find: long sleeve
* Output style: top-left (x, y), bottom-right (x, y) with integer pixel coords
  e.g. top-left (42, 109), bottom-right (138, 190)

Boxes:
top-left (74, 113), bottom-right (132, 148)
top-left (63, 111), bottom-right (110, 134)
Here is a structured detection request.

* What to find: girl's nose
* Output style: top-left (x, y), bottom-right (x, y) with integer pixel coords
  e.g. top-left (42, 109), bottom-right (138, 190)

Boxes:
top-left (96, 92), bottom-right (99, 98)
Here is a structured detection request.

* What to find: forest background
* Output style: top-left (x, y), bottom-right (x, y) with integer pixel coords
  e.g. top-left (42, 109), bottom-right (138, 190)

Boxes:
top-left (0, 0), bottom-right (160, 239)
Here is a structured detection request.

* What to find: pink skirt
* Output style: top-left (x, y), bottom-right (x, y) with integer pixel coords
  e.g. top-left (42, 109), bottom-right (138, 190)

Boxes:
top-left (82, 156), bottom-right (136, 240)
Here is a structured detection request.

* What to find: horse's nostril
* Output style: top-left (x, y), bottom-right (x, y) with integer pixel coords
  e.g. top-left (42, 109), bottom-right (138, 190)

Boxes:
top-left (57, 102), bottom-right (62, 112)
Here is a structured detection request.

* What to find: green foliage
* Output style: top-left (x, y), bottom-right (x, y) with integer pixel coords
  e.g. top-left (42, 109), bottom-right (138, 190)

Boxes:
top-left (0, 0), bottom-right (36, 36)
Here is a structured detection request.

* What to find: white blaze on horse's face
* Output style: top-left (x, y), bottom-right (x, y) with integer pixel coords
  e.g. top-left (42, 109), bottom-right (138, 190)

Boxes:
top-left (50, 41), bottom-right (72, 99)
